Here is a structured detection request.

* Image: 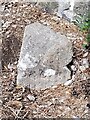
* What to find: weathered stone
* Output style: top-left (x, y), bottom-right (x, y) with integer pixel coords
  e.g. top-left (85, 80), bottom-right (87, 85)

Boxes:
top-left (17, 22), bottom-right (73, 90)
top-left (64, 79), bottom-right (73, 86)
top-left (27, 94), bottom-right (35, 101)
top-left (57, 0), bottom-right (71, 17)
top-left (62, 10), bottom-right (74, 22)
top-left (35, 0), bottom-right (89, 22)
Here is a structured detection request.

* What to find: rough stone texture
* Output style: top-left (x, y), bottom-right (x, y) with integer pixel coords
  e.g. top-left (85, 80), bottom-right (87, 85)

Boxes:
top-left (17, 22), bottom-right (73, 90)
top-left (58, 0), bottom-right (89, 21)
top-left (73, 1), bottom-right (89, 22)
top-left (36, 0), bottom-right (90, 22)
top-left (74, 1), bottom-right (89, 16)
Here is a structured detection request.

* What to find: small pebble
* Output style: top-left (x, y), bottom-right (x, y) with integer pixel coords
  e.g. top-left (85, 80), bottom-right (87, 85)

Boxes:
top-left (83, 52), bottom-right (88, 57)
top-left (27, 94), bottom-right (35, 101)
top-left (82, 58), bottom-right (89, 68)
top-left (5, 30), bottom-right (10, 35)
top-left (0, 99), bottom-right (2, 104)
top-left (64, 79), bottom-right (73, 86)
top-left (52, 85), bottom-right (58, 89)
top-left (71, 65), bottom-right (76, 71)
top-left (5, 13), bottom-right (10, 17)
top-left (72, 116), bottom-right (80, 119)
top-left (8, 4), bottom-right (13, 8)
top-left (3, 76), bottom-right (7, 79)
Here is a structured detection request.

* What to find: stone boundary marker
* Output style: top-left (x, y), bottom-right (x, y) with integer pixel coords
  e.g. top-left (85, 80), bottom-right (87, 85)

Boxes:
top-left (17, 22), bottom-right (73, 90)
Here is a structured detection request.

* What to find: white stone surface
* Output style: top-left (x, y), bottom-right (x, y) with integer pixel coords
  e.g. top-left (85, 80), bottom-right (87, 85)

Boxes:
top-left (44, 69), bottom-right (56, 77)
top-left (17, 22), bottom-right (73, 90)
top-left (64, 79), bottom-right (73, 86)
top-left (27, 94), bottom-right (35, 101)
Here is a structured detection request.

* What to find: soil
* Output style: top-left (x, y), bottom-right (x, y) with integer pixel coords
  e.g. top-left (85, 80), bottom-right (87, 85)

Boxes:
top-left (0, 2), bottom-right (90, 119)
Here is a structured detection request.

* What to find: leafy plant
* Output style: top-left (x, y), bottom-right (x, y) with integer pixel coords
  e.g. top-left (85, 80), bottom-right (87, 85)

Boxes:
top-left (73, 12), bottom-right (90, 47)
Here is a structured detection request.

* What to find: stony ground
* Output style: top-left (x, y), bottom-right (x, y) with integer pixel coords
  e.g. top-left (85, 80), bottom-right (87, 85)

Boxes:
top-left (0, 2), bottom-right (90, 119)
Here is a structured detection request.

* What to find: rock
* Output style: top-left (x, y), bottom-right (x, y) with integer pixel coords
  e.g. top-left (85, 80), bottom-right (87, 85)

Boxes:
top-left (57, 0), bottom-right (70, 18)
top-left (83, 52), bottom-right (88, 58)
top-left (31, 0), bottom-right (89, 22)
top-left (74, 1), bottom-right (89, 16)
top-left (79, 58), bottom-right (89, 72)
top-left (36, 1), bottom-right (58, 14)
top-left (36, 0), bottom-right (72, 19)
top-left (82, 58), bottom-right (89, 69)
top-left (72, 116), bottom-right (80, 119)
top-left (17, 22), bottom-right (73, 90)
top-left (62, 10), bottom-right (75, 22)
top-left (71, 65), bottom-right (76, 72)
top-left (27, 94), bottom-right (35, 101)
top-left (64, 79), bottom-right (73, 86)
top-left (57, 0), bottom-right (89, 22)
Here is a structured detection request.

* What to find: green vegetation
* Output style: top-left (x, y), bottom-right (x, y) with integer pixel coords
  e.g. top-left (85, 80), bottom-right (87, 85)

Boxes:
top-left (73, 12), bottom-right (90, 47)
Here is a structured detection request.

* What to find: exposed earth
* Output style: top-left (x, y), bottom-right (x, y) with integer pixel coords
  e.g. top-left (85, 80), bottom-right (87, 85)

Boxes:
top-left (0, 1), bottom-right (90, 119)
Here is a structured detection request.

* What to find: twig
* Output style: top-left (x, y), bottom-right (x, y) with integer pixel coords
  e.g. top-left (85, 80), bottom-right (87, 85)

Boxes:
top-left (22, 111), bottom-right (29, 119)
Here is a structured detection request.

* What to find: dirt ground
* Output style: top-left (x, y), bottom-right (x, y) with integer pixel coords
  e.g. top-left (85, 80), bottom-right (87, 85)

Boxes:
top-left (1, 2), bottom-right (90, 119)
